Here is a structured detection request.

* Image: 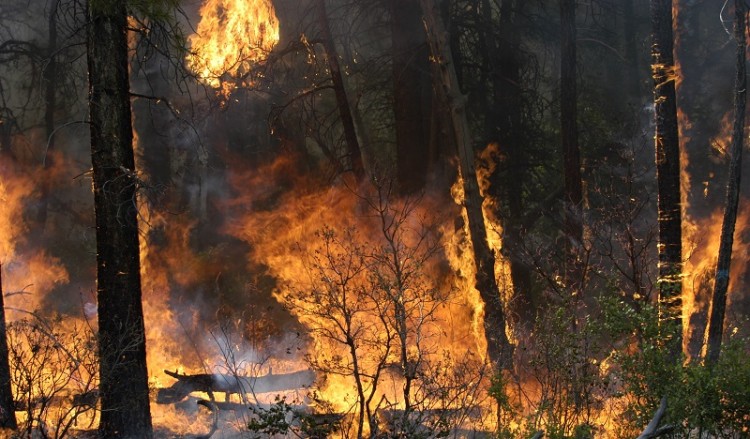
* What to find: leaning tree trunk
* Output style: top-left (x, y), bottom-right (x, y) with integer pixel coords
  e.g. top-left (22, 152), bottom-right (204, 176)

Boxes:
top-left (0, 266), bottom-right (17, 430)
top-left (420, 0), bottom-right (513, 371)
top-left (87, 2), bottom-right (153, 437)
top-left (315, 0), bottom-right (364, 180)
top-left (651, 0), bottom-right (683, 354)
top-left (705, 0), bottom-right (746, 365)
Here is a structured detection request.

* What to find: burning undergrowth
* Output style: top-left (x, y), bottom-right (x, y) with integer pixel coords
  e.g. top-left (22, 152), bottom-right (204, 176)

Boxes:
top-left (223, 161), bottom-right (496, 436)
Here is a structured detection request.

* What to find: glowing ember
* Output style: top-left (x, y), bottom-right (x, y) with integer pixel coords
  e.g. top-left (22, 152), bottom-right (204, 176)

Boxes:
top-left (186, 0), bottom-right (280, 90)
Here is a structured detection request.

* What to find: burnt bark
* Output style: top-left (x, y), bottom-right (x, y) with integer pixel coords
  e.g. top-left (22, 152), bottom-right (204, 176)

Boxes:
top-left (651, 0), bottom-right (683, 352)
top-left (36, 1), bottom-right (59, 229)
top-left (392, 0), bottom-right (432, 193)
top-left (560, 0), bottom-right (583, 292)
top-left (481, 0), bottom-right (535, 327)
top-left (623, 0), bottom-right (642, 98)
top-left (0, 266), bottom-right (17, 429)
top-left (705, 0), bottom-right (746, 364)
top-left (87, 2), bottom-right (152, 437)
top-left (420, 0), bottom-right (513, 371)
top-left (315, 0), bottom-right (364, 180)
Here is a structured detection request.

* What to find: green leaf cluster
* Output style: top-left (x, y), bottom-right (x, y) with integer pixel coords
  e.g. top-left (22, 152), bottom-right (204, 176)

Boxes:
top-left (599, 297), bottom-right (750, 438)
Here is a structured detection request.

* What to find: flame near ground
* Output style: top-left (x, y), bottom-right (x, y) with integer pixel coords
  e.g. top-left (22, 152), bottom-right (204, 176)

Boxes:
top-left (1, 0), bottom-right (748, 437)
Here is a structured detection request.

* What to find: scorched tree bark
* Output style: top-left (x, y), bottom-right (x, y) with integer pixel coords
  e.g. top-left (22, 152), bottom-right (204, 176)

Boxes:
top-left (560, 0), bottom-right (583, 293)
top-left (315, 0), bottom-right (364, 180)
top-left (0, 266), bottom-right (16, 429)
top-left (419, 0), bottom-right (513, 371)
top-left (87, 1), bottom-right (153, 437)
top-left (705, 0), bottom-right (746, 364)
top-left (651, 0), bottom-right (683, 354)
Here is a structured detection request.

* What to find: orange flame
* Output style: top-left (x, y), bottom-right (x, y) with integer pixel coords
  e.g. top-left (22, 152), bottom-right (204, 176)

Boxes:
top-left (187, 0), bottom-right (280, 90)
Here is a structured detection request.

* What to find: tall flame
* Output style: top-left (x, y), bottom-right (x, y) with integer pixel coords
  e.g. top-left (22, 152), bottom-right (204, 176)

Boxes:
top-left (187, 0), bottom-right (280, 89)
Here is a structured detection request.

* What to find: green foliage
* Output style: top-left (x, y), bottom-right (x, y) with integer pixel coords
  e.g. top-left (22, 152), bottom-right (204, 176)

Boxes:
top-left (492, 303), bottom-right (609, 439)
top-left (491, 297), bottom-right (750, 438)
top-left (599, 296), bottom-right (750, 438)
top-left (127, 0), bottom-right (181, 21)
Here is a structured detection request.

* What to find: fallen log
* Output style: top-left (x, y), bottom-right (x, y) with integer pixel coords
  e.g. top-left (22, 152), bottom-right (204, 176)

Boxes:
top-left (156, 369), bottom-right (316, 404)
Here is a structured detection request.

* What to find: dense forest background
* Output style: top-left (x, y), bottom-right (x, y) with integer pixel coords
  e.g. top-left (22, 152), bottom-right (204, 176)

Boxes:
top-left (0, 0), bottom-right (749, 437)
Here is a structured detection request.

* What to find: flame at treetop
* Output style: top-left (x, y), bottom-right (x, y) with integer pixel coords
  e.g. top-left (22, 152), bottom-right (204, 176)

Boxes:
top-left (187, 0), bottom-right (280, 90)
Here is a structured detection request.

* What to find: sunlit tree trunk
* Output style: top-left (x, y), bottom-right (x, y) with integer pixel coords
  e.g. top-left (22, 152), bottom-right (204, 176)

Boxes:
top-left (560, 0), bottom-right (583, 292)
top-left (87, 1), bottom-right (153, 437)
top-left (315, 0), bottom-right (364, 180)
top-left (0, 267), bottom-right (16, 430)
top-left (651, 0), bottom-right (682, 353)
top-left (705, 0), bottom-right (746, 364)
top-left (420, 0), bottom-right (513, 370)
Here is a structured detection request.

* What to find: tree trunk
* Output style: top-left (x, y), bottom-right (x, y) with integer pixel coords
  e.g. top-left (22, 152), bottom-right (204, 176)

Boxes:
top-left (482, 0), bottom-right (535, 327)
top-left (560, 0), bottom-right (583, 291)
top-left (36, 1), bottom-right (58, 229)
top-left (392, 0), bottom-right (432, 193)
top-left (0, 266), bottom-right (17, 430)
top-left (623, 0), bottom-right (641, 98)
top-left (705, 0), bottom-right (746, 364)
top-left (87, 2), bottom-right (153, 437)
top-left (315, 0), bottom-right (364, 180)
top-left (651, 0), bottom-right (683, 353)
top-left (420, 0), bottom-right (513, 370)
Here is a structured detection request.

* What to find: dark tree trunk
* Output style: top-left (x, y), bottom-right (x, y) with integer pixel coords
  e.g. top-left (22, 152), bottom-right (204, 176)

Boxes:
top-left (623, 0), bottom-right (642, 98)
top-left (87, 2), bottom-right (153, 437)
top-left (36, 1), bottom-right (58, 229)
top-left (315, 0), bottom-right (364, 180)
top-left (560, 0), bottom-right (583, 285)
top-left (651, 0), bottom-right (683, 352)
top-left (392, 0), bottom-right (432, 193)
top-left (420, 0), bottom-right (513, 371)
top-left (0, 267), bottom-right (17, 430)
top-left (484, 0), bottom-right (535, 327)
top-left (705, 0), bottom-right (746, 365)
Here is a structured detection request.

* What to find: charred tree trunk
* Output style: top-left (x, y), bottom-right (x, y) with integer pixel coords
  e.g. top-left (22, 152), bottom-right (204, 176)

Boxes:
top-left (705, 0), bottom-right (746, 364)
top-left (87, 2), bottom-right (153, 437)
top-left (481, 0), bottom-right (535, 327)
top-left (420, 0), bottom-right (513, 371)
top-left (0, 266), bottom-right (17, 430)
top-left (36, 1), bottom-right (58, 229)
top-left (651, 0), bottom-right (683, 353)
top-left (623, 0), bottom-right (641, 98)
top-left (392, 0), bottom-right (432, 193)
top-left (560, 0), bottom-right (583, 292)
top-left (315, 0), bottom-right (364, 180)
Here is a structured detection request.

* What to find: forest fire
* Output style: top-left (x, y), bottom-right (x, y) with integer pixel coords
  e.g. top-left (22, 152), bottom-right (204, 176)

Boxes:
top-left (0, 0), bottom-right (749, 438)
top-left (186, 0), bottom-right (280, 91)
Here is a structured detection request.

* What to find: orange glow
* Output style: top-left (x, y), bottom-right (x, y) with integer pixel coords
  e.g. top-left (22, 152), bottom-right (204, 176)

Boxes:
top-left (224, 168), bottom-right (495, 433)
top-left (186, 0), bottom-right (280, 90)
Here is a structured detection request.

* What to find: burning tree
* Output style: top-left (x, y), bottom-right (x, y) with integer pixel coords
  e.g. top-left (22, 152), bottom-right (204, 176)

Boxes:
top-left (650, 0), bottom-right (683, 354)
top-left (275, 181), bottom-right (491, 438)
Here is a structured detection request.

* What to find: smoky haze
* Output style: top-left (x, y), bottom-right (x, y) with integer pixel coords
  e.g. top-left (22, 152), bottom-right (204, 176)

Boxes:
top-left (1, 0), bottom-right (749, 436)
